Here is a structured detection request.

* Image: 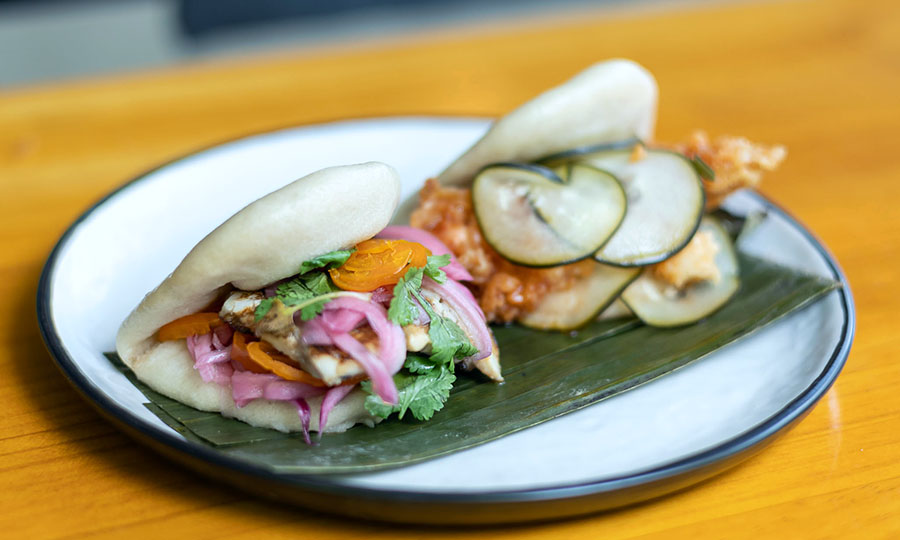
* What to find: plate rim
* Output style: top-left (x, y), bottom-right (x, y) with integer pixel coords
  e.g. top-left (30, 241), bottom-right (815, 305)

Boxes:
top-left (35, 116), bottom-right (855, 517)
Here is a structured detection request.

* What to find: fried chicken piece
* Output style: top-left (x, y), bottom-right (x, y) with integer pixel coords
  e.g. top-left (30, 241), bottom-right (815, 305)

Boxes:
top-left (651, 230), bottom-right (720, 289)
top-left (676, 130), bottom-right (787, 210)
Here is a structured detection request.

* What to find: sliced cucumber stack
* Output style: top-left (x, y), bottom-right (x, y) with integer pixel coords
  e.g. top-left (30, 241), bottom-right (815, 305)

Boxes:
top-left (544, 143), bottom-right (705, 267)
top-left (519, 263), bottom-right (640, 330)
top-left (537, 138), bottom-right (642, 167)
top-left (590, 148), bottom-right (704, 266)
top-left (472, 162), bottom-right (626, 267)
top-left (621, 217), bottom-right (739, 327)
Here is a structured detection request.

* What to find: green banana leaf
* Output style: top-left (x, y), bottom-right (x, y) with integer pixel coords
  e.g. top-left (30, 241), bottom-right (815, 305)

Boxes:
top-left (106, 254), bottom-right (838, 473)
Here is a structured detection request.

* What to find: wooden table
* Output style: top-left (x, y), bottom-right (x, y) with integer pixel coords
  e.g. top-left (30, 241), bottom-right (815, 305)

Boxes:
top-left (3, 0), bottom-right (898, 536)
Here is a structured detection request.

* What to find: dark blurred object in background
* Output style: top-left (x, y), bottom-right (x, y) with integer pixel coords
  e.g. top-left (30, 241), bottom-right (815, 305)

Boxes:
top-left (0, 0), bottom-right (629, 87)
top-left (179, 0), bottom-right (444, 37)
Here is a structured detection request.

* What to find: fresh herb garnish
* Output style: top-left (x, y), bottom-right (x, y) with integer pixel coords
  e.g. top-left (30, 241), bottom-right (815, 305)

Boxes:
top-left (404, 354), bottom-right (440, 374)
top-left (298, 249), bottom-right (355, 275)
top-left (417, 298), bottom-right (479, 366)
top-left (364, 255), bottom-right (475, 422)
top-left (363, 357), bottom-right (456, 421)
top-left (254, 297), bottom-right (276, 321)
top-left (423, 254), bottom-right (451, 284)
top-left (691, 155), bottom-right (716, 181)
top-left (301, 271), bottom-right (334, 296)
top-left (387, 255), bottom-right (477, 368)
top-left (387, 266), bottom-right (425, 326)
top-left (254, 269), bottom-right (340, 321)
top-left (387, 254), bottom-right (452, 326)
top-left (296, 298), bottom-right (330, 322)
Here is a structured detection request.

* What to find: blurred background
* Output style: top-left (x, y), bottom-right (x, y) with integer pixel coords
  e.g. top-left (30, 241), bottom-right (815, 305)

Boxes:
top-left (0, 0), bottom-right (682, 87)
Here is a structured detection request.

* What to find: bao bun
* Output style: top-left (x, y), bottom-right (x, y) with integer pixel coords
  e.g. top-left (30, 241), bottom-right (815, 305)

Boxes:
top-left (116, 162), bottom-right (401, 433)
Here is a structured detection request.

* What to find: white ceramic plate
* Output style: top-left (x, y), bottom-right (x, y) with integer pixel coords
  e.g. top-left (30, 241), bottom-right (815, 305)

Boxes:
top-left (38, 117), bottom-right (853, 524)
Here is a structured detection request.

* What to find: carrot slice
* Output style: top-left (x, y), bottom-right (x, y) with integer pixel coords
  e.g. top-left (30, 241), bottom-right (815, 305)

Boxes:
top-left (231, 332), bottom-right (268, 373)
top-left (246, 341), bottom-right (329, 387)
top-left (329, 238), bottom-right (431, 292)
top-left (158, 312), bottom-right (223, 341)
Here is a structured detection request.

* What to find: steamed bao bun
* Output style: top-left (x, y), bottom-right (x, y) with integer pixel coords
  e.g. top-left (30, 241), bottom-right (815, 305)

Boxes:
top-left (116, 162), bottom-right (401, 433)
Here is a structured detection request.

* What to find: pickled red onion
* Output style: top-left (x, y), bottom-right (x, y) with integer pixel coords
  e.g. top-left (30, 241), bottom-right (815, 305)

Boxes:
top-left (186, 333), bottom-right (233, 385)
top-left (330, 331), bottom-right (396, 404)
top-left (294, 399), bottom-right (312, 445)
top-left (371, 286), bottom-right (394, 304)
top-left (319, 384), bottom-right (356, 437)
top-left (187, 329), bottom-right (358, 443)
top-left (320, 308), bottom-right (366, 334)
top-left (422, 277), bottom-right (492, 363)
top-left (324, 297), bottom-right (406, 375)
top-left (299, 316), bottom-right (331, 346)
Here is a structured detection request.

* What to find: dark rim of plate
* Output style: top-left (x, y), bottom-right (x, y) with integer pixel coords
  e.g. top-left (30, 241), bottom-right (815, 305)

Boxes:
top-left (36, 117), bottom-right (855, 507)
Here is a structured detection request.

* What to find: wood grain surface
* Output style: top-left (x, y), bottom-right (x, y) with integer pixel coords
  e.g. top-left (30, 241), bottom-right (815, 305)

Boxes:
top-left (3, 0), bottom-right (899, 537)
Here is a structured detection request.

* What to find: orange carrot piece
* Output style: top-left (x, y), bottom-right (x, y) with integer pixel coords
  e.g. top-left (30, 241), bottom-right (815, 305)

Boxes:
top-left (231, 330), bottom-right (364, 388)
top-left (157, 312), bottom-right (223, 341)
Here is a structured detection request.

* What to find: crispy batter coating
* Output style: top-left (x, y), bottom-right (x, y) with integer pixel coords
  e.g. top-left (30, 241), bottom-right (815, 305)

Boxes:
top-left (676, 131), bottom-right (786, 210)
top-left (651, 230), bottom-right (720, 289)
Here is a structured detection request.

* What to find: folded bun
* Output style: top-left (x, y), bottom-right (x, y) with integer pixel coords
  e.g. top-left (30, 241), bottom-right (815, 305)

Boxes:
top-left (438, 59), bottom-right (658, 186)
top-left (116, 162), bottom-right (401, 433)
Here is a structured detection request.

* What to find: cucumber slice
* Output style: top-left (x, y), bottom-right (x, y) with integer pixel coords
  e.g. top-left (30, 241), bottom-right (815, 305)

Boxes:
top-left (543, 142), bottom-right (704, 267)
top-left (597, 298), bottom-right (633, 320)
top-left (472, 163), bottom-right (626, 267)
top-left (620, 217), bottom-right (739, 327)
top-left (520, 263), bottom-right (640, 330)
top-left (589, 147), bottom-right (704, 266)
top-left (537, 138), bottom-right (642, 168)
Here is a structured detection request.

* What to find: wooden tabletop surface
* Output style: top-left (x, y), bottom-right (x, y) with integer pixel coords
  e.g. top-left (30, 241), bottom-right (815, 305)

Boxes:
top-left (3, 0), bottom-right (899, 537)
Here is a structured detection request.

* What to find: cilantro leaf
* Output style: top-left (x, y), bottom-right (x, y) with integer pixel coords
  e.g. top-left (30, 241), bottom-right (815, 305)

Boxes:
top-left (423, 254), bottom-right (451, 284)
top-left (387, 266), bottom-right (424, 326)
top-left (417, 296), bottom-right (478, 366)
top-left (298, 298), bottom-right (330, 321)
top-left (386, 255), bottom-right (450, 325)
top-left (362, 390), bottom-right (397, 419)
top-left (254, 270), bottom-right (341, 321)
top-left (362, 366), bottom-right (456, 421)
top-left (301, 272), bottom-right (336, 297)
top-left (404, 354), bottom-right (439, 374)
top-left (387, 260), bottom-right (478, 365)
top-left (298, 249), bottom-right (354, 274)
top-left (276, 279), bottom-right (315, 307)
top-left (287, 272), bottom-right (340, 320)
top-left (254, 297), bottom-right (276, 322)
top-left (409, 288), bottom-right (478, 367)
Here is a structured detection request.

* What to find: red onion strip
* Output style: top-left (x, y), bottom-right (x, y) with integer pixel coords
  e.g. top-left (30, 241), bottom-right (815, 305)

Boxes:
top-left (300, 317), bottom-right (332, 346)
top-left (422, 277), bottom-right (492, 363)
top-left (320, 308), bottom-right (366, 334)
top-left (263, 380), bottom-right (324, 401)
top-left (370, 286), bottom-right (393, 304)
top-left (214, 324), bottom-right (234, 346)
top-left (294, 399), bottom-right (312, 445)
top-left (330, 331), bottom-right (397, 404)
top-left (324, 297), bottom-right (406, 374)
top-left (231, 370), bottom-right (277, 406)
top-left (187, 328), bottom-right (355, 445)
top-left (186, 333), bottom-right (234, 385)
top-left (318, 384), bottom-right (356, 435)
